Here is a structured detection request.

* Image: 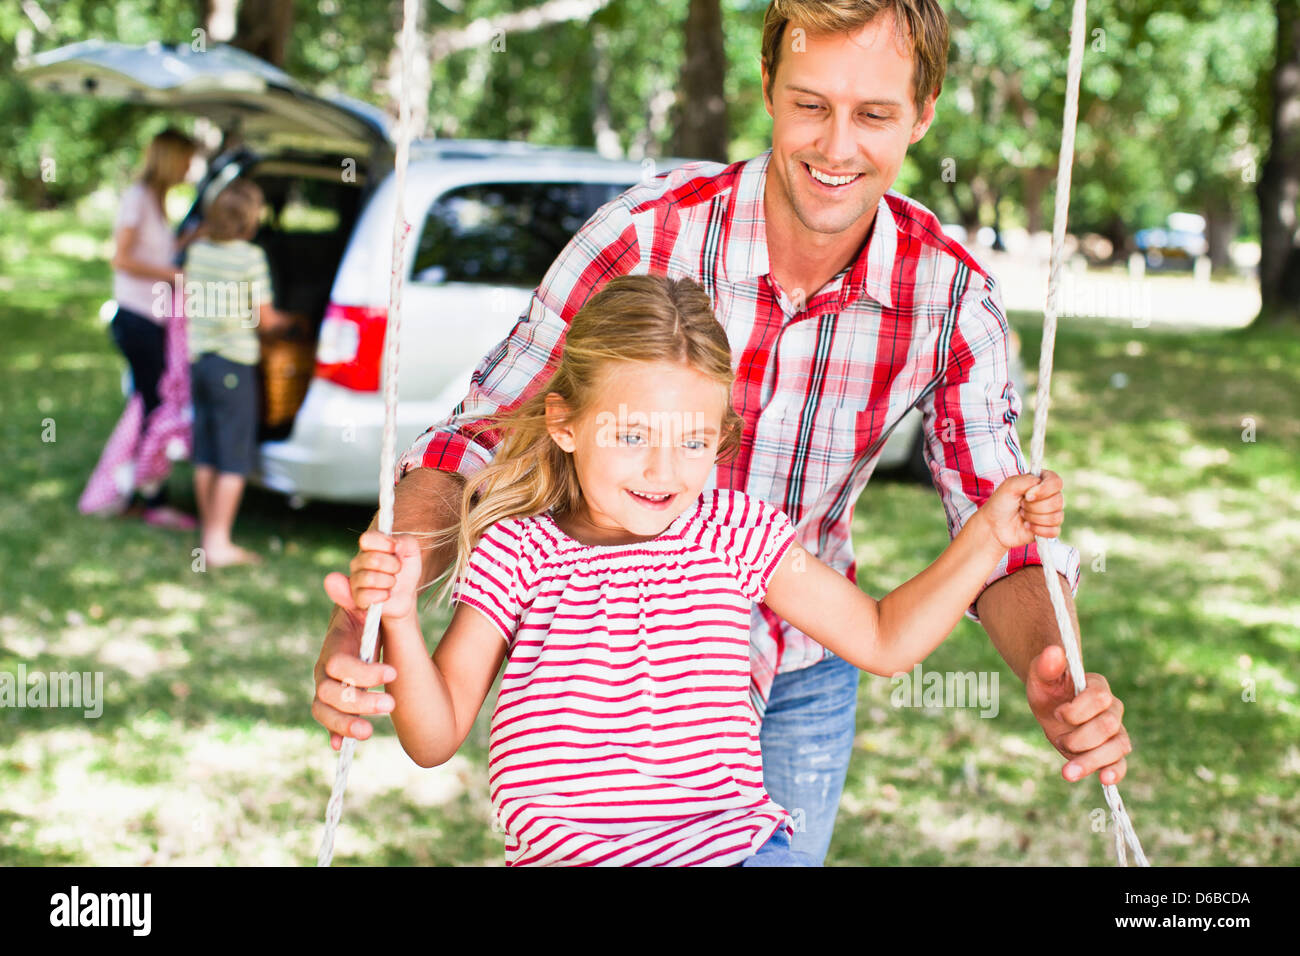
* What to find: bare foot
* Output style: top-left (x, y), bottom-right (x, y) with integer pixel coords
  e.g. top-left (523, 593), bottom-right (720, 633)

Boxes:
top-left (204, 545), bottom-right (263, 568)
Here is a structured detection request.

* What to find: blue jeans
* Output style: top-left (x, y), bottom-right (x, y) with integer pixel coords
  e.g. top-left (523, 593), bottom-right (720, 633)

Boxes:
top-left (758, 651), bottom-right (861, 865)
top-left (735, 825), bottom-right (816, 867)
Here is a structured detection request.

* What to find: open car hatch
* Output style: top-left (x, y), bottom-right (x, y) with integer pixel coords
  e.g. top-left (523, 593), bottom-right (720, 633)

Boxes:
top-left (19, 39), bottom-right (393, 161)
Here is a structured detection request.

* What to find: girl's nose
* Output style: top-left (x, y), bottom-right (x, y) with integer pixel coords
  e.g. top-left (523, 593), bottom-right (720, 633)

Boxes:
top-left (643, 437), bottom-right (675, 483)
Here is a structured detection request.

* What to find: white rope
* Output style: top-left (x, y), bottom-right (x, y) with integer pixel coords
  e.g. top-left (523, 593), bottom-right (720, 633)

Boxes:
top-left (1028, 0), bottom-right (1148, 867)
top-left (317, 0), bottom-right (420, 868)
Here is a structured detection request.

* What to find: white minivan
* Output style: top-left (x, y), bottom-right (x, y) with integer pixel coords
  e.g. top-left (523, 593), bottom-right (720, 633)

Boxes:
top-left (23, 40), bottom-right (993, 504)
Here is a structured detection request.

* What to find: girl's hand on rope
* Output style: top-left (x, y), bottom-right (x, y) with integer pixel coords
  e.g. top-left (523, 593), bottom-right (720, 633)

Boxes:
top-left (978, 470), bottom-right (1065, 551)
top-left (1027, 645), bottom-right (1132, 786)
top-left (348, 531), bottom-right (423, 623)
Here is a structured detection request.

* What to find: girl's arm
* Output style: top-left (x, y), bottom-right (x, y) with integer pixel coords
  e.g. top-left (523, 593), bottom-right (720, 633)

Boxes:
top-left (763, 473), bottom-right (1060, 676)
top-left (351, 532), bottom-right (506, 768)
top-left (379, 603), bottom-right (506, 768)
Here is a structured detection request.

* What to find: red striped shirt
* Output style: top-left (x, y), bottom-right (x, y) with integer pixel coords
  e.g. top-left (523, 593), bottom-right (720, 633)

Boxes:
top-left (454, 488), bottom-right (796, 866)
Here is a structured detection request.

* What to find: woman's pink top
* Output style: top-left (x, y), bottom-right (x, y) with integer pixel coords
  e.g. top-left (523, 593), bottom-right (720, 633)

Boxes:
top-left (453, 488), bottom-right (799, 866)
top-left (113, 181), bottom-right (176, 322)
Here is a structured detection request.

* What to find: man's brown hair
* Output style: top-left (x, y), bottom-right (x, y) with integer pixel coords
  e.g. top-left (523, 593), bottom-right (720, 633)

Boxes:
top-left (206, 179), bottom-right (264, 242)
top-left (761, 0), bottom-right (949, 120)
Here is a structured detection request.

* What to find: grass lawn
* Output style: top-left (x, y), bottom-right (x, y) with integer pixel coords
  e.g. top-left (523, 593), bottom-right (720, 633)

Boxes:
top-left (1, 199), bottom-right (1296, 866)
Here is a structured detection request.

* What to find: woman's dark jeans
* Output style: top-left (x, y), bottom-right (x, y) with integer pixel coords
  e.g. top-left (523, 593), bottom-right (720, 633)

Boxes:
top-left (109, 305), bottom-right (170, 508)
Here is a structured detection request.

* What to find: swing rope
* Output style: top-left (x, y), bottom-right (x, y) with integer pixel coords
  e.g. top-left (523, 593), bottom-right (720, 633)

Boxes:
top-left (1027, 0), bottom-right (1148, 866)
top-left (316, 0), bottom-right (1149, 867)
top-left (316, 0), bottom-right (419, 868)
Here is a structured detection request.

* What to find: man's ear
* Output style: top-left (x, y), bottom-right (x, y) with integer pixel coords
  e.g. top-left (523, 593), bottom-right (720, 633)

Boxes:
top-left (909, 89), bottom-right (938, 144)
top-left (545, 392), bottom-right (576, 453)
top-left (760, 60), bottom-right (774, 118)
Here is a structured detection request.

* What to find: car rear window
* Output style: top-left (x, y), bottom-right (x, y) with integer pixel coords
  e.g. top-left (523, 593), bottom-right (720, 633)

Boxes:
top-left (413, 181), bottom-right (631, 286)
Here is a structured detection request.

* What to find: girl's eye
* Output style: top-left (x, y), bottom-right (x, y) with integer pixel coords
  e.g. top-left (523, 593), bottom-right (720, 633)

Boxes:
top-left (618, 433), bottom-right (645, 446)
top-left (684, 440), bottom-right (708, 451)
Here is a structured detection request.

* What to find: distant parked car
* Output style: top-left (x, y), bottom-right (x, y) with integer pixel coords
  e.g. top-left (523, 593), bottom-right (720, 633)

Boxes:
top-left (1135, 212), bottom-right (1208, 270)
top-left (23, 39), bottom-right (1025, 501)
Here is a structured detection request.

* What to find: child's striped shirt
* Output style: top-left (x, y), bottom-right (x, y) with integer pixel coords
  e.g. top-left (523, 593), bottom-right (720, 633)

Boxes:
top-left (454, 488), bottom-right (798, 866)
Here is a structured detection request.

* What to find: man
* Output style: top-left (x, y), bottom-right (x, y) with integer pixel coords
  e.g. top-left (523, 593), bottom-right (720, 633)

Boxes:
top-left (313, 0), bottom-right (1133, 865)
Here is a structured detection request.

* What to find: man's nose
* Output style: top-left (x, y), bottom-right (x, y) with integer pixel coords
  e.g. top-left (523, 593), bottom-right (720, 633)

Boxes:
top-left (818, 109), bottom-right (858, 169)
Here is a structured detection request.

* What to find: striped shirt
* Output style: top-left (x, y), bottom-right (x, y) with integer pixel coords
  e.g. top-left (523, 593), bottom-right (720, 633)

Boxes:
top-left (398, 148), bottom-right (1081, 716)
top-left (183, 238), bottom-right (272, 365)
top-left (454, 488), bottom-right (796, 867)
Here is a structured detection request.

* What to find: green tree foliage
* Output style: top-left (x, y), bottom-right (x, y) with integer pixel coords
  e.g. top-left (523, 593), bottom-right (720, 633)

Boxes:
top-left (2, 0), bottom-right (197, 205)
top-left (3, 0), bottom-right (1283, 268)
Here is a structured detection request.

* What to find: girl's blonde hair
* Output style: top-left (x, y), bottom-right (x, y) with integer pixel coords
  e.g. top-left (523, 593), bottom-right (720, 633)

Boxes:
top-left (139, 128), bottom-right (197, 203)
top-left (423, 273), bottom-right (744, 608)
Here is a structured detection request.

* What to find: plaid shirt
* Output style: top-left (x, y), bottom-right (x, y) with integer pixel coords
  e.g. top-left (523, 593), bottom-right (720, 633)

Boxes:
top-left (396, 148), bottom-right (1081, 716)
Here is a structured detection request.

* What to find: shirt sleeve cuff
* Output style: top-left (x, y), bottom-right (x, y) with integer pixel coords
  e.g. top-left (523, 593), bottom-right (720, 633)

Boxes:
top-left (965, 534), bottom-right (1082, 624)
top-left (393, 429), bottom-right (495, 487)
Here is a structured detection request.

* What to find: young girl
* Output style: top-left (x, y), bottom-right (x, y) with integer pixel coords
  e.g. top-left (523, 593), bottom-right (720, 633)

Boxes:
top-left (348, 274), bottom-right (1064, 867)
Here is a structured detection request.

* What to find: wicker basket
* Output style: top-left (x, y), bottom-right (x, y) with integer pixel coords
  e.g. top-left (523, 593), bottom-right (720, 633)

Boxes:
top-left (259, 313), bottom-right (315, 428)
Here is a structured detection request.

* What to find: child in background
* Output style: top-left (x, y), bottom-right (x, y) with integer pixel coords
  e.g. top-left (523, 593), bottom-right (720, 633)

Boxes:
top-left (346, 274), bottom-right (1065, 866)
top-left (185, 180), bottom-right (290, 567)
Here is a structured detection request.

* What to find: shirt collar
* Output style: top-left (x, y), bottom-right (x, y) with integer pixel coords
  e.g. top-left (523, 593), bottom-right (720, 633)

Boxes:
top-left (724, 148), bottom-right (896, 310)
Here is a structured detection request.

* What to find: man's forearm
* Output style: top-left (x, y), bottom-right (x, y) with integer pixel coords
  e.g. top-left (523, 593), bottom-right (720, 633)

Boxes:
top-left (315, 466), bottom-right (467, 682)
top-left (380, 465), bottom-right (468, 590)
top-left (975, 566), bottom-right (1081, 684)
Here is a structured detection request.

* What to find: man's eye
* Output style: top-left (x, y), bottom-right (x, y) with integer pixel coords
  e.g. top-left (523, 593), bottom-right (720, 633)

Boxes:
top-left (798, 103), bottom-right (821, 111)
top-left (863, 113), bottom-right (886, 121)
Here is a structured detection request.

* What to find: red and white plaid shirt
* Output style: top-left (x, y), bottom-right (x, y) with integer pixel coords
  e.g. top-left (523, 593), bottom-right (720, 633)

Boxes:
top-left (396, 148), bottom-right (1081, 716)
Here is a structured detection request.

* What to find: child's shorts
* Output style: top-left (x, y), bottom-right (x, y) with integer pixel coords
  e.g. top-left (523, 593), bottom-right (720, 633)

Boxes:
top-left (191, 352), bottom-right (260, 477)
top-left (732, 825), bottom-right (817, 867)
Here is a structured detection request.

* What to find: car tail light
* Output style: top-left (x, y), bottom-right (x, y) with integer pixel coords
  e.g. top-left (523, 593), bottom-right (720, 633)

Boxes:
top-left (316, 302), bottom-right (386, 392)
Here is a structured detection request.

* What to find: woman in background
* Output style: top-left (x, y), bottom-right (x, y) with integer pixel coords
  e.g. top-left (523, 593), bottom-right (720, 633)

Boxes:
top-left (81, 127), bottom-right (204, 527)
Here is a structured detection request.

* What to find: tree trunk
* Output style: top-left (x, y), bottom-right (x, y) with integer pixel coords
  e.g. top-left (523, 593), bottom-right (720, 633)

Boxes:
top-left (1204, 190), bottom-right (1236, 274)
top-left (232, 0), bottom-right (294, 68)
top-left (670, 0), bottom-right (729, 162)
top-left (1022, 166), bottom-right (1053, 236)
top-left (591, 21), bottom-right (621, 158)
top-left (1101, 214), bottom-right (1130, 264)
top-left (1256, 0), bottom-right (1300, 326)
top-left (198, 0), bottom-right (294, 153)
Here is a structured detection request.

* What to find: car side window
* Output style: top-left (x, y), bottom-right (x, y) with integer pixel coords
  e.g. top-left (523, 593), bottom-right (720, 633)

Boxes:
top-left (412, 181), bottom-right (630, 286)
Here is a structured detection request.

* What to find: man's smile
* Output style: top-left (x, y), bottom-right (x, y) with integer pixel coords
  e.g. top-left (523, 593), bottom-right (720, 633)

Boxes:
top-left (801, 160), bottom-right (865, 190)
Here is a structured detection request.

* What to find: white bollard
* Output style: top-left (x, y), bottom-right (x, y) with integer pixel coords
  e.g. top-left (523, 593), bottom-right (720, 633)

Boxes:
top-left (1128, 252), bottom-right (1146, 280)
